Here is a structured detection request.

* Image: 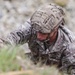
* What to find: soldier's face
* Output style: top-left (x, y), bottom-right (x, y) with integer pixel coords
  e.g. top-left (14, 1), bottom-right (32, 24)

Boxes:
top-left (37, 29), bottom-right (57, 42)
top-left (37, 32), bottom-right (49, 41)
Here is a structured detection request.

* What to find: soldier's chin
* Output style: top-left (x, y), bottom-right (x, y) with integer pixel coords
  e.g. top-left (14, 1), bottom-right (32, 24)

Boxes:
top-left (37, 38), bottom-right (46, 42)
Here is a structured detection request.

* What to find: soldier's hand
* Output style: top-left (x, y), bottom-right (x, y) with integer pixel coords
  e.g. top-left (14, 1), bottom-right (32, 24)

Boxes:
top-left (0, 38), bottom-right (10, 48)
top-left (0, 38), bottom-right (5, 48)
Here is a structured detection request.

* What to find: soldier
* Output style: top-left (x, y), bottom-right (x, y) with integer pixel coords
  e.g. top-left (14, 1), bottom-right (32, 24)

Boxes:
top-left (2, 3), bottom-right (75, 75)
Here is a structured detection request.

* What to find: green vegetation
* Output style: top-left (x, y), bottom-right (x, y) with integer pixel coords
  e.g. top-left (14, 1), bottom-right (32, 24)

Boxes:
top-left (0, 47), bottom-right (67, 75)
top-left (0, 47), bottom-right (21, 72)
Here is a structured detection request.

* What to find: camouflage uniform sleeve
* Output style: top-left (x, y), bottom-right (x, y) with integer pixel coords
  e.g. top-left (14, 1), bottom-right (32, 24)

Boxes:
top-left (6, 19), bottom-right (31, 45)
top-left (60, 43), bottom-right (75, 75)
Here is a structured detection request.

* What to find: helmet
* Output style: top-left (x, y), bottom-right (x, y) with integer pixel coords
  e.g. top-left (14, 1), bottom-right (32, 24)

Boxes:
top-left (30, 3), bottom-right (65, 33)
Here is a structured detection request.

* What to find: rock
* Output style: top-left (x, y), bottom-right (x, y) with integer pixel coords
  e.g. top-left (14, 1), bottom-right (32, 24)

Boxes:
top-left (4, 1), bottom-right (13, 10)
top-left (66, 0), bottom-right (75, 32)
top-left (54, 0), bottom-right (68, 7)
top-left (17, 6), bottom-right (30, 15)
top-left (0, 11), bottom-right (3, 19)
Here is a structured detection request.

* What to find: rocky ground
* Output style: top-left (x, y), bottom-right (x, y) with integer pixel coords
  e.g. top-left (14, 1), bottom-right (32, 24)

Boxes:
top-left (0, 0), bottom-right (75, 51)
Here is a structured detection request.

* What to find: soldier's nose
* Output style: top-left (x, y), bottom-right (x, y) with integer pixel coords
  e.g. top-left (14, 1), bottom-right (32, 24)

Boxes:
top-left (37, 32), bottom-right (48, 41)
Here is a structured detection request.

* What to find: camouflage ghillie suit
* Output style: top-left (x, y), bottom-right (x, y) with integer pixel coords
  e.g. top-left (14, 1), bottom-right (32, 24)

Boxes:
top-left (6, 4), bottom-right (75, 75)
